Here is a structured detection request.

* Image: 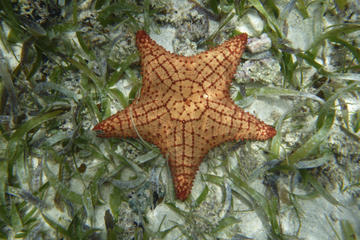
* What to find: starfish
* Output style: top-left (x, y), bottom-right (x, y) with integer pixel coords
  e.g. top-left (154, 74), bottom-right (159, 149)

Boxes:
top-left (93, 30), bottom-right (276, 201)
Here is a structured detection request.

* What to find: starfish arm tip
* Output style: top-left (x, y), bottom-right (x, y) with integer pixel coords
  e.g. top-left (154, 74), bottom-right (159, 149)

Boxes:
top-left (172, 170), bottom-right (198, 201)
top-left (136, 30), bottom-right (147, 39)
top-left (92, 122), bottom-right (111, 138)
top-left (176, 192), bottom-right (190, 201)
top-left (257, 124), bottom-right (277, 140)
top-left (175, 182), bottom-right (193, 201)
top-left (92, 109), bottom-right (139, 138)
top-left (237, 32), bottom-right (248, 43)
top-left (268, 126), bottom-right (277, 138)
top-left (135, 30), bottom-right (150, 49)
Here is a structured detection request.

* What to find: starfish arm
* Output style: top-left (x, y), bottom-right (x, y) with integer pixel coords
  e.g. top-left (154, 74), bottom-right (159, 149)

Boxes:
top-left (197, 33), bottom-right (248, 98)
top-left (205, 99), bottom-right (276, 142)
top-left (161, 121), bottom-right (209, 201)
top-left (93, 100), bottom-right (168, 139)
top-left (128, 101), bottom-right (169, 145)
top-left (136, 30), bottom-right (175, 99)
top-left (136, 30), bottom-right (170, 57)
top-left (93, 105), bottom-right (136, 138)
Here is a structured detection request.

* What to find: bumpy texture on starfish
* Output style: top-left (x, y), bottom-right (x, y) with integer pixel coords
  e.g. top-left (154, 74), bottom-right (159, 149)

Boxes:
top-left (93, 30), bottom-right (276, 201)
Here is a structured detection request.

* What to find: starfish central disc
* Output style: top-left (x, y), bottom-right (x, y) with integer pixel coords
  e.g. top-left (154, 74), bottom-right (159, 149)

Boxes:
top-left (166, 80), bottom-right (207, 121)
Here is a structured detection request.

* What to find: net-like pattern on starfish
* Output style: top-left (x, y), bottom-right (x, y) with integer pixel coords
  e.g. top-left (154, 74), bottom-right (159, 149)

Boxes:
top-left (93, 30), bottom-right (276, 201)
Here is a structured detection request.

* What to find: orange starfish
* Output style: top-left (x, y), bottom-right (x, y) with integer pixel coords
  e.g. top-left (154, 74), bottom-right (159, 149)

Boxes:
top-left (93, 30), bottom-right (276, 201)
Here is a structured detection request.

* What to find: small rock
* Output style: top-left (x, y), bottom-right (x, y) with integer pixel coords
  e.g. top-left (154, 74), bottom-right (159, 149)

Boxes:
top-left (247, 33), bottom-right (272, 54)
